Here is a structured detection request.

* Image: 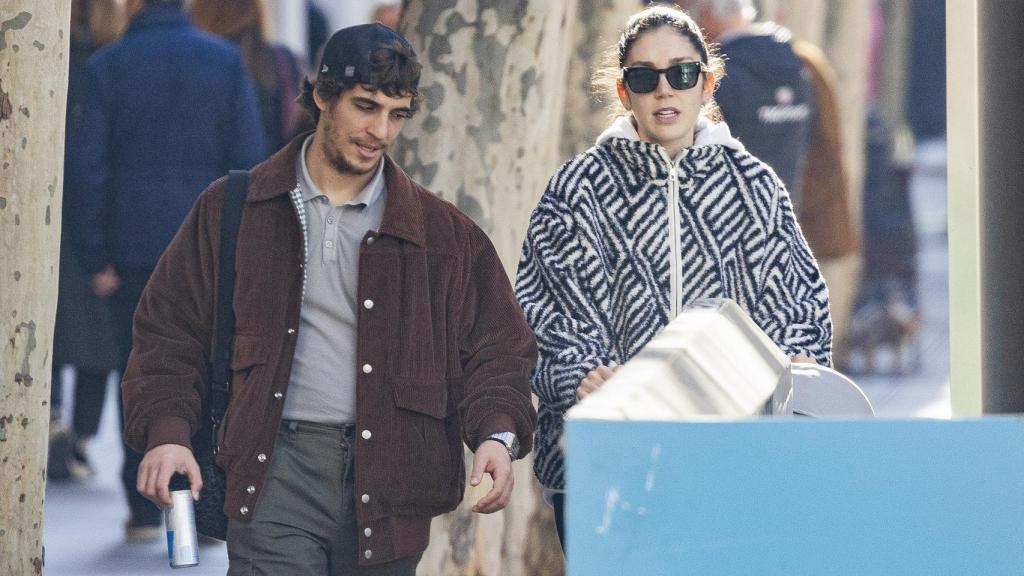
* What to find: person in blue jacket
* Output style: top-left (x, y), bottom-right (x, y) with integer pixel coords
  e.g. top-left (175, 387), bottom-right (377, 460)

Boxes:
top-left (66, 0), bottom-right (266, 541)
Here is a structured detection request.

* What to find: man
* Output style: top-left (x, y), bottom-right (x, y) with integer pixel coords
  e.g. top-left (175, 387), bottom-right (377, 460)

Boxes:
top-left (677, 0), bottom-right (813, 207)
top-left (679, 0), bottom-right (861, 347)
top-left (124, 24), bottom-right (538, 574)
top-left (66, 0), bottom-right (266, 540)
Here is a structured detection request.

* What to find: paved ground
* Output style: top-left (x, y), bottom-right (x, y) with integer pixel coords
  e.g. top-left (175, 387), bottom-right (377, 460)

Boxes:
top-left (41, 142), bottom-right (951, 574)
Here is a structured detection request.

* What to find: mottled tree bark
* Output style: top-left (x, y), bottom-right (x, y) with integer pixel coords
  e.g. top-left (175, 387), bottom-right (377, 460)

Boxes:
top-left (560, 0), bottom-right (637, 158)
top-left (0, 3), bottom-right (71, 574)
top-left (393, 1), bottom-right (574, 574)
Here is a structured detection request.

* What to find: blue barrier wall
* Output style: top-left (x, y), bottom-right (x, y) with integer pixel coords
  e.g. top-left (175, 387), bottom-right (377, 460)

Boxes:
top-left (565, 419), bottom-right (1024, 575)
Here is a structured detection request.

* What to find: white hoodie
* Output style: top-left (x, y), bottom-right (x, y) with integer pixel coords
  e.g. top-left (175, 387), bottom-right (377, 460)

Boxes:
top-left (595, 114), bottom-right (746, 151)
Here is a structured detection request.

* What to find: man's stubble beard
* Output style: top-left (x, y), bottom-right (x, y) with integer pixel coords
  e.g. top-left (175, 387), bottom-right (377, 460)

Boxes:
top-left (320, 116), bottom-right (380, 177)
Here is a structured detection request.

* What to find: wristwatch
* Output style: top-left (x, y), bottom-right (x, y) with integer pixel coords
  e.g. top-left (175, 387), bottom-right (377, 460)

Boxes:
top-left (487, 432), bottom-right (520, 460)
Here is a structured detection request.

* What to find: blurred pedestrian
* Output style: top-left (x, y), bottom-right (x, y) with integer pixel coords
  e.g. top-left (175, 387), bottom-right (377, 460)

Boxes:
top-left (192, 0), bottom-right (311, 152)
top-left (48, 0), bottom-right (125, 483)
top-left (370, 0), bottom-right (402, 30)
top-left (682, 0), bottom-right (861, 349)
top-left (844, 0), bottom-right (920, 374)
top-left (66, 0), bottom-right (266, 542)
top-left (124, 24), bottom-right (536, 574)
top-left (677, 0), bottom-right (813, 207)
top-left (790, 39), bottom-right (861, 357)
top-left (516, 4), bottom-right (831, 554)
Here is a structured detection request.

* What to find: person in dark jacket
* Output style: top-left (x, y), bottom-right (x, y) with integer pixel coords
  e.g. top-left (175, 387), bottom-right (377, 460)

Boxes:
top-left (677, 0), bottom-right (814, 208)
top-left (65, 0), bottom-right (266, 540)
top-left (125, 24), bottom-right (537, 574)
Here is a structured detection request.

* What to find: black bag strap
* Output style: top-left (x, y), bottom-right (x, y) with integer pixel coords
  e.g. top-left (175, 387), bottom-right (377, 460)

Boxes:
top-left (209, 170), bottom-right (249, 433)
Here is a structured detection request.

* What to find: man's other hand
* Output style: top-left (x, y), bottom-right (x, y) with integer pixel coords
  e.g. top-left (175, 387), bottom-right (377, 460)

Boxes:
top-left (137, 443), bottom-right (202, 509)
top-left (91, 264), bottom-right (121, 297)
top-left (470, 440), bottom-right (514, 514)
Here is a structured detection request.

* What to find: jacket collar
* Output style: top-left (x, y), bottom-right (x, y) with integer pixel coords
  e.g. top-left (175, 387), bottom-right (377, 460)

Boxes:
top-left (248, 132), bottom-right (426, 246)
top-left (125, 5), bottom-right (191, 36)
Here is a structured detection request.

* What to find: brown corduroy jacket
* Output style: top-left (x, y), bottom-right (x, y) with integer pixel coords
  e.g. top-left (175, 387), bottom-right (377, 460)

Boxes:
top-left (793, 40), bottom-right (860, 259)
top-left (122, 135), bottom-right (538, 566)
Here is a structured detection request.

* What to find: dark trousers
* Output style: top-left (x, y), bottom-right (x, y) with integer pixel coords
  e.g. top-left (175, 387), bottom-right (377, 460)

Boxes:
top-left (227, 421), bottom-right (421, 575)
top-left (553, 492), bottom-right (567, 556)
top-left (110, 267), bottom-right (162, 527)
top-left (50, 364), bottom-right (109, 438)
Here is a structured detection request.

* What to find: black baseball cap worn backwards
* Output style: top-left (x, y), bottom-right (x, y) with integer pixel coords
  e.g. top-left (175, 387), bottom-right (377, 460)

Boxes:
top-left (318, 23), bottom-right (420, 88)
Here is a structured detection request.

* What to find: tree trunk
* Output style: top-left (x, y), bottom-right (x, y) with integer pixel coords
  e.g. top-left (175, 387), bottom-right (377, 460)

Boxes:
top-left (560, 0), bottom-right (637, 158)
top-left (393, 1), bottom-right (575, 574)
top-left (0, 3), bottom-right (71, 574)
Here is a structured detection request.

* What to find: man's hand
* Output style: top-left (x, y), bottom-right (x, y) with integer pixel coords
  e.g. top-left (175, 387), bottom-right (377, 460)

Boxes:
top-left (137, 444), bottom-right (202, 509)
top-left (470, 440), bottom-right (514, 514)
top-left (91, 264), bottom-right (121, 297)
top-left (576, 364), bottom-right (621, 401)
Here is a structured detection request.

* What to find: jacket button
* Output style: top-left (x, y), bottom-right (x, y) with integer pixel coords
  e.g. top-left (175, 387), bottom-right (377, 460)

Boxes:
top-left (246, 485), bottom-right (256, 494)
top-left (362, 364), bottom-right (373, 374)
top-left (361, 429), bottom-right (372, 440)
top-left (366, 236), bottom-right (375, 245)
top-left (363, 299), bottom-right (374, 309)
top-left (273, 392), bottom-right (283, 400)
top-left (364, 527), bottom-right (372, 537)
top-left (361, 494), bottom-right (370, 504)
top-left (364, 550), bottom-right (373, 560)
top-left (240, 506), bottom-right (249, 515)
top-left (257, 453), bottom-right (267, 463)
top-left (287, 328), bottom-right (296, 335)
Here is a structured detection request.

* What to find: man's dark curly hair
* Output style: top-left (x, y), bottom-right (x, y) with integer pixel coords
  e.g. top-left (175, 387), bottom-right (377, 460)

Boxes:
top-left (298, 40), bottom-right (422, 123)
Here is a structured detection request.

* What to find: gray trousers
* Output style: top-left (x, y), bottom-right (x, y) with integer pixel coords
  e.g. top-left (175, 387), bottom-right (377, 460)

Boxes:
top-left (227, 421), bottom-right (420, 575)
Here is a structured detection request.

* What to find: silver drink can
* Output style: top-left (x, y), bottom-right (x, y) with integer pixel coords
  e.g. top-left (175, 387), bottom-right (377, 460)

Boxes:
top-left (165, 490), bottom-right (199, 568)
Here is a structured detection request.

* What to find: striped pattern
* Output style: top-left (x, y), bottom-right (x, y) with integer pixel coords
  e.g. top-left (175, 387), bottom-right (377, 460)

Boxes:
top-left (516, 138), bottom-right (832, 490)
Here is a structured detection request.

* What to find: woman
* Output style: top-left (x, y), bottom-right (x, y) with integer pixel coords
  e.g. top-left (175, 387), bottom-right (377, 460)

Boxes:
top-left (515, 5), bottom-right (831, 550)
top-left (192, 0), bottom-right (309, 152)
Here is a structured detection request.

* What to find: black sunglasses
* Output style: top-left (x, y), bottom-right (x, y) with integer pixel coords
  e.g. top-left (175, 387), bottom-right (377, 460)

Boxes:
top-left (622, 62), bottom-right (707, 94)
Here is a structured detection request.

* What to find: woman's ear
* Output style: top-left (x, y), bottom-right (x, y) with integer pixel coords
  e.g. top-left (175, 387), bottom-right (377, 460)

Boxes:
top-left (617, 79), bottom-right (632, 111)
top-left (701, 72), bottom-right (715, 104)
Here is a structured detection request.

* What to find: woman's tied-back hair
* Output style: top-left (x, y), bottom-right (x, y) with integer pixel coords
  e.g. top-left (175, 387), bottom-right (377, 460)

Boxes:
top-left (298, 40), bottom-right (422, 123)
top-left (593, 3), bottom-right (726, 121)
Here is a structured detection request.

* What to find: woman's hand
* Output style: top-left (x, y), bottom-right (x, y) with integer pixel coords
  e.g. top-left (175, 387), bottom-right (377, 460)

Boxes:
top-left (576, 364), bottom-right (622, 401)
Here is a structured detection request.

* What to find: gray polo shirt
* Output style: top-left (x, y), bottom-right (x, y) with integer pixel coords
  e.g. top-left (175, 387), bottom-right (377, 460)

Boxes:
top-left (282, 135), bottom-right (386, 425)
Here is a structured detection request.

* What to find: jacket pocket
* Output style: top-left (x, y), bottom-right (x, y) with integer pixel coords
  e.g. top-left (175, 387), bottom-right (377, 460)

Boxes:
top-left (389, 377), bottom-right (458, 509)
top-left (216, 334), bottom-right (268, 460)
top-left (392, 376), bottom-right (448, 419)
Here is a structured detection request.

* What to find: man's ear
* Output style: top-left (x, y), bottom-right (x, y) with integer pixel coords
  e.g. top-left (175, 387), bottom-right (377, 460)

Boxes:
top-left (617, 79), bottom-right (632, 111)
top-left (313, 86), bottom-right (329, 112)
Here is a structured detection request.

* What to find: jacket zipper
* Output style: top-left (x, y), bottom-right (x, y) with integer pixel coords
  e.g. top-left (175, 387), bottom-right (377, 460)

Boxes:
top-left (659, 149), bottom-right (685, 319)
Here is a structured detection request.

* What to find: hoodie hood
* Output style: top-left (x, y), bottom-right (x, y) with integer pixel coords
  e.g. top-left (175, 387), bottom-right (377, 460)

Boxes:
top-left (596, 114), bottom-right (745, 151)
top-left (718, 24), bottom-right (805, 86)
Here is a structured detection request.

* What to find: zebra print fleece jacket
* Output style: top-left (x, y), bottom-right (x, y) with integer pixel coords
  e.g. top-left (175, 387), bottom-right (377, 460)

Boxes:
top-left (515, 115), bottom-right (832, 491)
